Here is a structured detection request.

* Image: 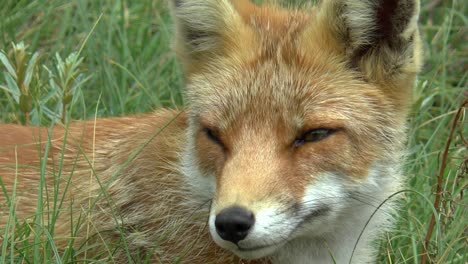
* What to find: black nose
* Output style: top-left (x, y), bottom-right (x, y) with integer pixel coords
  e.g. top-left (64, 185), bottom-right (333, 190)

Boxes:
top-left (215, 206), bottom-right (255, 244)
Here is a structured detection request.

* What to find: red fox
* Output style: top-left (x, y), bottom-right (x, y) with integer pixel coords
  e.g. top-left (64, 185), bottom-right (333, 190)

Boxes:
top-left (0, 0), bottom-right (422, 263)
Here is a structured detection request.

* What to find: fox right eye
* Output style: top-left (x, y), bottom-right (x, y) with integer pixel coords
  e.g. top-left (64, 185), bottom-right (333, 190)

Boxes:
top-left (293, 129), bottom-right (337, 148)
top-left (203, 127), bottom-right (224, 146)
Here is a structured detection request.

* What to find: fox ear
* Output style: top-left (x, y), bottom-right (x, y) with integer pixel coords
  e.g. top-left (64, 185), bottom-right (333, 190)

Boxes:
top-left (170, 0), bottom-right (247, 72)
top-left (319, 0), bottom-right (422, 84)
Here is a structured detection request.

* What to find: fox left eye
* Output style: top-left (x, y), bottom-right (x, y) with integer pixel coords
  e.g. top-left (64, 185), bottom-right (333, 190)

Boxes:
top-left (294, 129), bottom-right (336, 147)
top-left (204, 127), bottom-right (224, 146)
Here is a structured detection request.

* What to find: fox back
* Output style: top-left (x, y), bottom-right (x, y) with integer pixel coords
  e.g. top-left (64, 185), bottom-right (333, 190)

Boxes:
top-left (0, 0), bottom-right (422, 263)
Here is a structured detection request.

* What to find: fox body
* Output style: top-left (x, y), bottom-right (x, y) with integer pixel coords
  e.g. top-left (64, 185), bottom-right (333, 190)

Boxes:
top-left (0, 0), bottom-right (422, 263)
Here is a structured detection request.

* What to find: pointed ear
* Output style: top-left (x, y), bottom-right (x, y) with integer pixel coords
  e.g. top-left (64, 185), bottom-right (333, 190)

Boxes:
top-left (319, 0), bottom-right (422, 84)
top-left (170, 0), bottom-right (249, 73)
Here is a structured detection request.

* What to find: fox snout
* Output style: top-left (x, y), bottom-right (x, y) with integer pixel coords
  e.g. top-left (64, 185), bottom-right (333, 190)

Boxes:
top-left (214, 206), bottom-right (255, 244)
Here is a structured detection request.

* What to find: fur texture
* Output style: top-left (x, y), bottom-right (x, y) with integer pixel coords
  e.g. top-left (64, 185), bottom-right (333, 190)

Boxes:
top-left (1, 0), bottom-right (422, 263)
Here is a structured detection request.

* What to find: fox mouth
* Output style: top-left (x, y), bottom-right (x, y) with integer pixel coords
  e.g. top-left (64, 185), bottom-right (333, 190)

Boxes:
top-left (236, 206), bottom-right (330, 253)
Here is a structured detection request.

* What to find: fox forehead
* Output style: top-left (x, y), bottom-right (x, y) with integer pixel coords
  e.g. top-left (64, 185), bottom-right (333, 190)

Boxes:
top-left (187, 58), bottom-right (389, 134)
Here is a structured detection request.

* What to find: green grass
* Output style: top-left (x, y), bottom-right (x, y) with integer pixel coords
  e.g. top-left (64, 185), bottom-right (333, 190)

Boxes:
top-left (0, 0), bottom-right (466, 263)
top-left (0, 0), bottom-right (183, 124)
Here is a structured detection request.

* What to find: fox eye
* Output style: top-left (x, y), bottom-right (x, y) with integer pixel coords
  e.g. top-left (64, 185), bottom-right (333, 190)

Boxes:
top-left (294, 129), bottom-right (336, 147)
top-left (204, 127), bottom-right (223, 146)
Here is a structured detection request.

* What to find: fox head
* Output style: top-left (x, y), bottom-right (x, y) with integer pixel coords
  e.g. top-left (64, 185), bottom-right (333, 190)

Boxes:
top-left (172, 0), bottom-right (422, 260)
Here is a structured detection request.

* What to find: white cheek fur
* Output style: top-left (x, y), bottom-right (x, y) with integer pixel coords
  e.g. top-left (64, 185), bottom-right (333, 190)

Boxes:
top-left (296, 174), bottom-right (347, 233)
top-left (180, 144), bottom-right (216, 201)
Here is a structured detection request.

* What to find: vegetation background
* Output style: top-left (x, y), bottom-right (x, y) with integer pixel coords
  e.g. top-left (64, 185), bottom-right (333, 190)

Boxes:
top-left (0, 0), bottom-right (466, 263)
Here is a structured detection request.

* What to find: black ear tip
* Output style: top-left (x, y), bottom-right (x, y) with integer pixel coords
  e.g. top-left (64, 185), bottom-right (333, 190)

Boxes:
top-left (174, 0), bottom-right (182, 7)
top-left (375, 0), bottom-right (417, 39)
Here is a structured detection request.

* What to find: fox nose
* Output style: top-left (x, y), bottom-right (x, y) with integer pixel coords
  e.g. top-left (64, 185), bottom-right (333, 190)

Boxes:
top-left (215, 206), bottom-right (255, 244)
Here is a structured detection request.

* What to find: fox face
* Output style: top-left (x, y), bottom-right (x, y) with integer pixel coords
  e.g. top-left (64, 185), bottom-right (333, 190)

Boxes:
top-left (188, 63), bottom-right (394, 259)
top-left (173, 0), bottom-right (422, 260)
